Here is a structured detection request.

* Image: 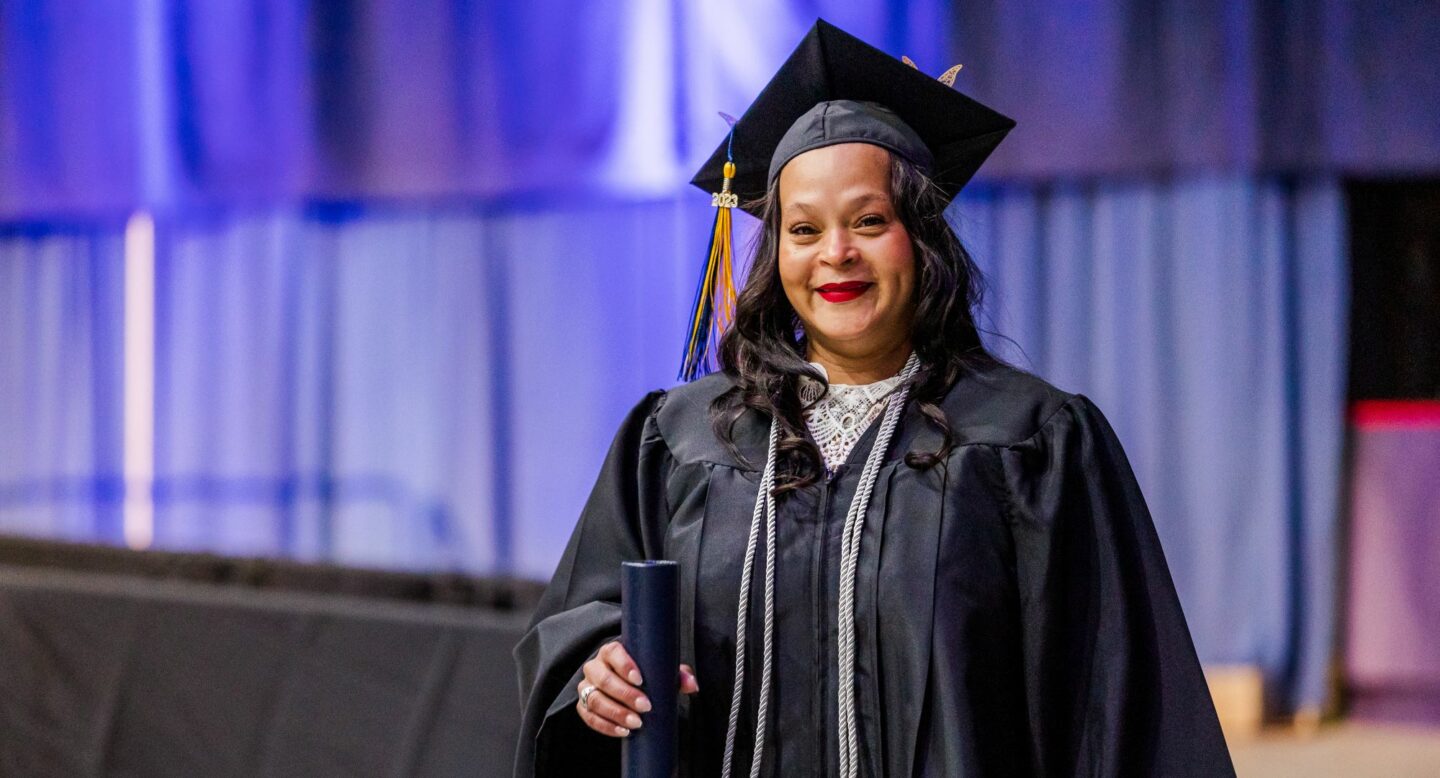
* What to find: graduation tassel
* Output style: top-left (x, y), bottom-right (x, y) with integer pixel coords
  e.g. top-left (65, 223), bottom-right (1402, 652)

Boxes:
top-left (678, 124), bottom-right (740, 382)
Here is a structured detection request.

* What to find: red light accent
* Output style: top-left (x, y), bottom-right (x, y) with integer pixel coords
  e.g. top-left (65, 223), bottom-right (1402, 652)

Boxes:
top-left (1350, 400), bottom-right (1440, 429)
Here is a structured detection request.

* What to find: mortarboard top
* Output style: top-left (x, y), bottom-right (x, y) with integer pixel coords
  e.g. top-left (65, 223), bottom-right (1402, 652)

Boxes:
top-left (690, 19), bottom-right (1016, 218)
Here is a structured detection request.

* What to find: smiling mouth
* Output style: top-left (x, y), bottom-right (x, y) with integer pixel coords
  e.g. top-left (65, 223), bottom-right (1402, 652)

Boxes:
top-left (816, 281), bottom-right (873, 303)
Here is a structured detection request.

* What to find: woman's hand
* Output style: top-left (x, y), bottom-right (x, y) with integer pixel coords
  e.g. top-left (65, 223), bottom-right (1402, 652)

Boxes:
top-left (576, 641), bottom-right (700, 737)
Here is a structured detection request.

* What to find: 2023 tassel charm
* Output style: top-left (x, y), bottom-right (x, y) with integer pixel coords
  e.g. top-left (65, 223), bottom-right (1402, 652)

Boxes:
top-left (678, 132), bottom-right (739, 382)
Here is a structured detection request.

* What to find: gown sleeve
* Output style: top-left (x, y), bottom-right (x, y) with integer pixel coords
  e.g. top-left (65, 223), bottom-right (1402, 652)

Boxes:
top-left (996, 395), bottom-right (1235, 777)
top-left (512, 390), bottom-right (674, 777)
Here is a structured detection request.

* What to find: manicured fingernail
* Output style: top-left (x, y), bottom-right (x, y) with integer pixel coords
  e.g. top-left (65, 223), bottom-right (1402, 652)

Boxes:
top-left (636, 696), bottom-right (652, 713)
top-left (626, 713), bottom-right (642, 729)
top-left (628, 670), bottom-right (643, 685)
top-left (616, 727), bottom-right (630, 736)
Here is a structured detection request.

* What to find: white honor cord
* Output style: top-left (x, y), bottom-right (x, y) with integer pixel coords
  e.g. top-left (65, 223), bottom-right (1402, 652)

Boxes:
top-left (720, 354), bottom-right (920, 778)
top-left (837, 353), bottom-right (920, 777)
top-left (720, 418), bottom-right (780, 778)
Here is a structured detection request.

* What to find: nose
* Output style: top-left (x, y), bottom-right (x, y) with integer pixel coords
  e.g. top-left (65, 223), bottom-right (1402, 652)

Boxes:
top-left (818, 229), bottom-right (858, 268)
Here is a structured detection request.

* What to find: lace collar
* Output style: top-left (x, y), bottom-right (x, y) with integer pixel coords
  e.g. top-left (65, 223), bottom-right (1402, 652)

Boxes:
top-left (799, 361), bottom-right (909, 471)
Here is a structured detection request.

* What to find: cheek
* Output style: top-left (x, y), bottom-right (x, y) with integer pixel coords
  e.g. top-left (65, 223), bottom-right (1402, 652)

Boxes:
top-left (777, 247), bottom-right (810, 307)
top-left (877, 236), bottom-right (917, 298)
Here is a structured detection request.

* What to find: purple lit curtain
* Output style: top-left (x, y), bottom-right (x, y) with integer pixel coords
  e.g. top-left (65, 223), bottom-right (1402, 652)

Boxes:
top-left (949, 0), bottom-right (1440, 178)
top-left (3, 1), bottom-right (1438, 220)
top-left (0, 0), bottom-right (671, 218)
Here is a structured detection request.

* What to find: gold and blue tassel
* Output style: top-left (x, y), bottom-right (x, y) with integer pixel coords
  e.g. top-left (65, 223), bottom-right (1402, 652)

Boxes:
top-left (678, 123), bottom-right (739, 381)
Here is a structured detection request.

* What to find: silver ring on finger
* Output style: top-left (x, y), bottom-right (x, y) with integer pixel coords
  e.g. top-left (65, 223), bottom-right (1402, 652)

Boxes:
top-left (579, 683), bottom-right (598, 710)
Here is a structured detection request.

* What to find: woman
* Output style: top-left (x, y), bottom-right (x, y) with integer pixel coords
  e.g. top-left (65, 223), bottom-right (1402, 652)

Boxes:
top-left (515, 21), bottom-right (1233, 777)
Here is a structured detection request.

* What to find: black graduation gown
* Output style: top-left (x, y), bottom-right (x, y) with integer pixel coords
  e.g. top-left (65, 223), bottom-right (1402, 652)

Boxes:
top-left (513, 363), bottom-right (1234, 776)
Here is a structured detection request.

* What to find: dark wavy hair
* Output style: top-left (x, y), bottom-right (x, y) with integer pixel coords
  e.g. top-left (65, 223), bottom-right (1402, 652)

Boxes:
top-left (709, 151), bottom-right (998, 494)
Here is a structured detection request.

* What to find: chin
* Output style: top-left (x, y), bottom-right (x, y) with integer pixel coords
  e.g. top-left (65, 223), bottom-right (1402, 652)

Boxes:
top-left (809, 317), bottom-right (878, 344)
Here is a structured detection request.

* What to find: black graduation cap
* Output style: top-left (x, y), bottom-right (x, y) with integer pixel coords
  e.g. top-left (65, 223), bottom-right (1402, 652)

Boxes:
top-left (690, 18), bottom-right (1016, 218)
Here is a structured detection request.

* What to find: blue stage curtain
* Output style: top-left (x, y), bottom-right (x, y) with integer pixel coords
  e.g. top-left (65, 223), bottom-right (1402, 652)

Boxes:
top-left (2, 1), bottom-right (1436, 219)
top-left (0, 224), bottom-right (126, 543)
top-left (149, 199), bottom-right (729, 575)
top-left (959, 175), bottom-right (1348, 713)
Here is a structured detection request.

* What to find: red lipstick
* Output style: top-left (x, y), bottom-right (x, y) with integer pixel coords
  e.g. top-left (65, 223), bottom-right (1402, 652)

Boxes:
top-left (816, 281), bottom-right (873, 303)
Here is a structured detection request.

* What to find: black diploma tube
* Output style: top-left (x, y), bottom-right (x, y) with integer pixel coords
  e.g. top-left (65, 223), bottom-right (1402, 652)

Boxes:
top-left (621, 560), bottom-right (679, 778)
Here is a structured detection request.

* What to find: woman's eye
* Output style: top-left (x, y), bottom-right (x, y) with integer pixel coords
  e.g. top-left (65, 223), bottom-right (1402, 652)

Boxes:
top-left (789, 224), bottom-right (818, 236)
top-left (857, 214), bottom-right (887, 228)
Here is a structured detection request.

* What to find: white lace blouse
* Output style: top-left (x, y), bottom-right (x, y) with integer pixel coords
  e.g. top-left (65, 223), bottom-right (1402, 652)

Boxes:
top-left (798, 361), bottom-right (909, 471)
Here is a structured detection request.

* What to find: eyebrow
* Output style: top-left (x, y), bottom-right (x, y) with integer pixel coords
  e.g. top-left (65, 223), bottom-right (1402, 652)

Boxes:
top-left (846, 192), bottom-right (888, 208)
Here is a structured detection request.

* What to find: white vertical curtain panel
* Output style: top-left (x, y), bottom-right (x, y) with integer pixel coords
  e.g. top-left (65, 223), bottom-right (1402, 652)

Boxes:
top-left (959, 176), bottom-right (1347, 711)
top-left (0, 228), bottom-right (126, 543)
top-left (148, 199), bottom-right (716, 575)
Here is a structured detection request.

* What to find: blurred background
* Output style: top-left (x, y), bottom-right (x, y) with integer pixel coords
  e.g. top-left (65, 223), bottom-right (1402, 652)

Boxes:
top-left (1, 1), bottom-right (1438, 776)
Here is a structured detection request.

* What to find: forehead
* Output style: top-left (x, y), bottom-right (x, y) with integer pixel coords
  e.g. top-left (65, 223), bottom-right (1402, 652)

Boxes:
top-left (777, 143), bottom-right (893, 205)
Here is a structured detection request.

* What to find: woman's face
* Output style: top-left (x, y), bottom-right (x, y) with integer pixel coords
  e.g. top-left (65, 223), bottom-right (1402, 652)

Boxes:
top-left (777, 143), bottom-right (916, 363)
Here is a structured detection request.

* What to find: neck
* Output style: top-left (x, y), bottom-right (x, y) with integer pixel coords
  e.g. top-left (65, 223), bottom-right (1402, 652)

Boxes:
top-left (806, 338), bottom-right (912, 384)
